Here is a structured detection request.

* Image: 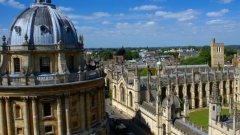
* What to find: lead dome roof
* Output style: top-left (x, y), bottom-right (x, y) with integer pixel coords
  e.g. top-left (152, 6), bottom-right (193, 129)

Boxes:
top-left (8, 0), bottom-right (78, 45)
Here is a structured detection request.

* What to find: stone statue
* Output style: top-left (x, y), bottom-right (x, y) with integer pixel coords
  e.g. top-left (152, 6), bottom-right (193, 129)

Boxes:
top-left (79, 35), bottom-right (84, 44)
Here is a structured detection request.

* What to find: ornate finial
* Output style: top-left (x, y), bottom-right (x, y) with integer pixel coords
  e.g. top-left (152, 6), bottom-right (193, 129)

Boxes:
top-left (78, 65), bottom-right (81, 73)
top-left (30, 69), bottom-right (34, 76)
top-left (2, 35), bottom-right (6, 46)
top-left (2, 35), bottom-right (6, 42)
top-left (84, 64), bottom-right (87, 72)
top-left (56, 67), bottom-right (59, 74)
top-left (58, 35), bottom-right (63, 44)
top-left (79, 35), bottom-right (84, 44)
top-left (24, 34), bottom-right (28, 41)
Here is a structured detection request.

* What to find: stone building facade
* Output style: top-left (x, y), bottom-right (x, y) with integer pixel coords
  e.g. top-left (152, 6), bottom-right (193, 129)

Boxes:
top-left (211, 38), bottom-right (224, 68)
top-left (105, 47), bottom-right (240, 134)
top-left (0, 1), bottom-right (108, 135)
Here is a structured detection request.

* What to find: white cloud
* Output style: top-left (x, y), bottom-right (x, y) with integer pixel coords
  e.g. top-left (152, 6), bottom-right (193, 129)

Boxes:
top-left (155, 9), bottom-right (201, 21)
top-left (206, 9), bottom-right (229, 17)
top-left (115, 21), bottom-right (156, 28)
top-left (72, 21), bottom-right (78, 24)
top-left (114, 13), bottom-right (124, 16)
top-left (219, 0), bottom-right (234, 3)
top-left (57, 6), bottom-right (74, 11)
top-left (0, 0), bottom-right (25, 9)
top-left (130, 5), bottom-right (163, 11)
top-left (180, 22), bottom-right (193, 26)
top-left (67, 12), bottom-right (111, 20)
top-left (102, 21), bottom-right (111, 25)
top-left (206, 19), bottom-right (232, 25)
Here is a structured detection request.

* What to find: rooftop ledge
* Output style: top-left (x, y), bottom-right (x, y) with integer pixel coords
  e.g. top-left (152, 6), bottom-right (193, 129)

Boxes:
top-left (0, 69), bottom-right (105, 88)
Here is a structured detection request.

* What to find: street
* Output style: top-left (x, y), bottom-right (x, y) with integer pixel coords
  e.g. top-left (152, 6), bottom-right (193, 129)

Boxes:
top-left (105, 98), bottom-right (152, 135)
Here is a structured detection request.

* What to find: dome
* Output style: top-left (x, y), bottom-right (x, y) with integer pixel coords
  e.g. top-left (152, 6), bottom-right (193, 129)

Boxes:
top-left (162, 91), bottom-right (181, 109)
top-left (8, 0), bottom-right (78, 45)
top-left (156, 61), bottom-right (162, 65)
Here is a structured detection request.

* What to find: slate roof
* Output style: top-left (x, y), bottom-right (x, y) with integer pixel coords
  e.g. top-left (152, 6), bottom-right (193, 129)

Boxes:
top-left (141, 101), bottom-right (156, 115)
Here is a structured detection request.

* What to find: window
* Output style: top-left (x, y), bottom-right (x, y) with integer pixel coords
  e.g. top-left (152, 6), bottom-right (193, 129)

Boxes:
top-left (213, 106), bottom-right (215, 111)
top-left (72, 121), bottom-right (78, 128)
top-left (14, 58), bottom-right (20, 72)
top-left (45, 126), bottom-right (53, 134)
top-left (16, 128), bottom-right (23, 135)
top-left (15, 105), bottom-right (21, 119)
top-left (68, 56), bottom-right (74, 71)
top-left (114, 86), bottom-right (116, 99)
top-left (91, 94), bottom-right (95, 107)
top-left (72, 101), bottom-right (77, 113)
top-left (121, 87), bottom-right (125, 102)
top-left (129, 92), bottom-right (133, 107)
top-left (40, 57), bottom-right (50, 73)
top-left (92, 114), bottom-right (96, 122)
top-left (44, 103), bottom-right (51, 117)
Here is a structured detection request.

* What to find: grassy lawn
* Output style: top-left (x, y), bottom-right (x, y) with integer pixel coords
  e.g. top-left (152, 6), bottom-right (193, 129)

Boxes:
top-left (189, 109), bottom-right (230, 130)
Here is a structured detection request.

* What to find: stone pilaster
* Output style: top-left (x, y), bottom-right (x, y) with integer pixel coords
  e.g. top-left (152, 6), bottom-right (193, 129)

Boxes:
top-left (199, 82), bottom-right (203, 108)
top-left (5, 97), bottom-right (13, 135)
top-left (30, 96), bottom-right (39, 135)
top-left (86, 91), bottom-right (91, 128)
top-left (56, 95), bottom-right (63, 135)
top-left (22, 97), bottom-right (30, 135)
top-left (64, 93), bottom-right (71, 135)
top-left (191, 85), bottom-right (195, 109)
top-left (79, 91), bottom-right (85, 130)
top-left (98, 88), bottom-right (102, 122)
top-left (0, 97), bottom-right (5, 135)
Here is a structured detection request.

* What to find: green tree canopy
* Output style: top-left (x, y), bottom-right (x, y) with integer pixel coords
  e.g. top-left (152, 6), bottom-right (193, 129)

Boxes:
top-left (100, 50), bottom-right (113, 60)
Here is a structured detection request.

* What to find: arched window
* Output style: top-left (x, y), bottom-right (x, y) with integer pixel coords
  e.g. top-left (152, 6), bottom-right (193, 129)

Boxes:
top-left (114, 86), bottom-right (116, 99)
top-left (129, 92), bottom-right (133, 107)
top-left (14, 58), bottom-right (20, 72)
top-left (121, 87), bottom-right (125, 102)
top-left (40, 57), bottom-right (50, 73)
top-left (68, 56), bottom-right (74, 71)
top-left (91, 94), bottom-right (95, 107)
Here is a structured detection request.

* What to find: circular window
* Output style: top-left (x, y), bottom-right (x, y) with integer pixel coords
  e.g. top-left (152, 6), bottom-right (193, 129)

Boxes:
top-left (65, 26), bottom-right (71, 33)
top-left (14, 26), bottom-right (21, 33)
top-left (40, 25), bottom-right (47, 33)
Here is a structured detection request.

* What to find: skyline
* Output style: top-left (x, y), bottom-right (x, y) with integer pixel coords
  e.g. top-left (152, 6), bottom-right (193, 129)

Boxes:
top-left (0, 0), bottom-right (240, 48)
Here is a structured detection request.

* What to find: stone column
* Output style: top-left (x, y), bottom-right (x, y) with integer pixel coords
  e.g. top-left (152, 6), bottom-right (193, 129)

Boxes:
top-left (56, 95), bottom-right (63, 135)
top-left (86, 91), bottom-right (91, 128)
top-left (199, 82), bottom-right (203, 108)
top-left (98, 88), bottom-right (102, 122)
top-left (79, 91), bottom-right (85, 130)
top-left (65, 94), bottom-right (71, 135)
top-left (5, 97), bottom-right (13, 135)
top-left (101, 87), bottom-right (105, 119)
top-left (191, 84), bottom-right (195, 109)
top-left (220, 81), bottom-right (224, 104)
top-left (0, 97), bottom-right (5, 135)
top-left (22, 97), bottom-right (30, 135)
top-left (227, 80), bottom-right (230, 103)
top-left (31, 97), bottom-right (39, 135)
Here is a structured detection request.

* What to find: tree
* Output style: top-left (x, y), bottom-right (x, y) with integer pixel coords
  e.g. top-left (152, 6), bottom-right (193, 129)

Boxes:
top-left (108, 89), bottom-right (112, 100)
top-left (100, 50), bottom-right (113, 60)
top-left (124, 50), bottom-right (132, 60)
top-left (140, 68), bottom-right (156, 76)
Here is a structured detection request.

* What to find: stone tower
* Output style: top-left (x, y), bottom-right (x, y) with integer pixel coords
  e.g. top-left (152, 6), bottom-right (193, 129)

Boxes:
top-left (211, 38), bottom-right (224, 67)
top-left (208, 71), bottom-right (222, 135)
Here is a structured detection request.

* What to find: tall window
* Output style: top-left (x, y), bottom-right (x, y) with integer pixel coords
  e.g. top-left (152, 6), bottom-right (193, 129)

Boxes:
top-left (43, 103), bottom-right (51, 116)
top-left (129, 92), bottom-right (133, 107)
top-left (121, 87), bottom-right (125, 102)
top-left (14, 58), bottom-right (20, 72)
top-left (45, 126), bottom-right (53, 134)
top-left (68, 56), bottom-right (74, 71)
top-left (40, 57), bottom-right (50, 72)
top-left (91, 94), bottom-right (95, 107)
top-left (114, 86), bottom-right (116, 99)
top-left (15, 105), bottom-right (21, 118)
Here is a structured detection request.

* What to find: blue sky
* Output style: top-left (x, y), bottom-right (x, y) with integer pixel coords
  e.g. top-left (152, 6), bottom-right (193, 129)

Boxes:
top-left (0, 0), bottom-right (240, 48)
